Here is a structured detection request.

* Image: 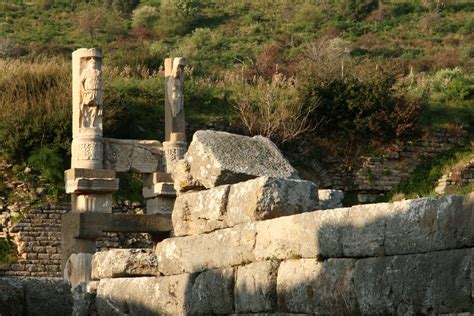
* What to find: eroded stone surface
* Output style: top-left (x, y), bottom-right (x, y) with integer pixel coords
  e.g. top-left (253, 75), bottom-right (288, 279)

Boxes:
top-left (277, 259), bottom-right (357, 314)
top-left (96, 277), bottom-right (162, 316)
top-left (172, 184), bottom-right (230, 236)
top-left (156, 223), bottom-right (257, 275)
top-left (186, 268), bottom-right (235, 314)
top-left (181, 130), bottom-right (299, 189)
top-left (354, 248), bottom-right (473, 314)
top-left (341, 195), bottom-right (472, 257)
top-left (92, 249), bottom-right (158, 279)
top-left (173, 177), bottom-right (318, 237)
top-left (254, 208), bottom-right (348, 261)
top-left (226, 177), bottom-right (318, 227)
top-left (235, 261), bottom-right (279, 313)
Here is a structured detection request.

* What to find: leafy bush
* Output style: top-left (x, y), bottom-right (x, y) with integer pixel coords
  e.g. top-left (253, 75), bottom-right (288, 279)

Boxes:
top-left (154, 0), bottom-right (201, 37)
top-left (132, 5), bottom-right (159, 29)
top-left (0, 239), bottom-right (16, 264)
top-left (231, 76), bottom-right (316, 145)
top-left (335, 0), bottom-right (379, 21)
top-left (27, 147), bottom-right (63, 184)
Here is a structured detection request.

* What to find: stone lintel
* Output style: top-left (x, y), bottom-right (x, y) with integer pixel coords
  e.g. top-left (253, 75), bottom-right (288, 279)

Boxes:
top-left (143, 182), bottom-right (176, 198)
top-left (62, 212), bottom-right (173, 240)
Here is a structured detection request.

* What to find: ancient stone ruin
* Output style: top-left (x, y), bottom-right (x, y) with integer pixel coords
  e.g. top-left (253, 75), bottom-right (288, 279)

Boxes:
top-left (0, 48), bottom-right (473, 315)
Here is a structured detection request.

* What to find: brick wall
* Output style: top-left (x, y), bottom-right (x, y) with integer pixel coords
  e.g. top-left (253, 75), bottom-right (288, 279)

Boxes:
top-left (0, 202), bottom-right (152, 277)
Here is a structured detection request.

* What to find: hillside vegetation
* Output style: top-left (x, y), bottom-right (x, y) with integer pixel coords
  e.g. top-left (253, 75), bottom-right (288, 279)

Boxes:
top-left (0, 0), bottom-right (472, 198)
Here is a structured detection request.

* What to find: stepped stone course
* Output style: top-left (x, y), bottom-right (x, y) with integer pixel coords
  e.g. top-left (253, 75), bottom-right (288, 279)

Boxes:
top-left (174, 130), bottom-right (299, 192)
top-left (172, 176), bottom-right (318, 237)
top-left (157, 194), bottom-right (472, 275)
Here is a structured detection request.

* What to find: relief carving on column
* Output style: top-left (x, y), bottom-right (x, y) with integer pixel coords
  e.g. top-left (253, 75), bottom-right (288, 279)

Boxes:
top-left (79, 57), bottom-right (102, 129)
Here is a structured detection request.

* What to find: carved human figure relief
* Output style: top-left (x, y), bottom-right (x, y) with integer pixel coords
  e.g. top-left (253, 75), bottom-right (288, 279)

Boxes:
top-left (167, 58), bottom-right (185, 117)
top-left (80, 57), bottom-right (102, 128)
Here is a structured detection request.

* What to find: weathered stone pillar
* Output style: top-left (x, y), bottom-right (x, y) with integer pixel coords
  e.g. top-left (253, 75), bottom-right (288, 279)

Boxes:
top-left (164, 57), bottom-right (186, 142)
top-left (71, 48), bottom-right (103, 169)
top-left (163, 132), bottom-right (187, 173)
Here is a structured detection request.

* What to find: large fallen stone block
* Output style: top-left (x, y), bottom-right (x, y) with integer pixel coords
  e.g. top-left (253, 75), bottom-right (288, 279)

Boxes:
top-left (235, 261), bottom-right (279, 313)
top-left (277, 259), bottom-right (357, 314)
top-left (175, 130), bottom-right (299, 191)
top-left (92, 249), bottom-right (158, 279)
top-left (156, 223), bottom-right (257, 275)
top-left (341, 194), bottom-right (473, 257)
top-left (172, 177), bottom-right (318, 237)
top-left (354, 248), bottom-right (473, 314)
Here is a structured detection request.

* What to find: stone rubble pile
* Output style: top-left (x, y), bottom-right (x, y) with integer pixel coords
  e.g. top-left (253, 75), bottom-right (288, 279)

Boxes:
top-left (80, 131), bottom-right (474, 315)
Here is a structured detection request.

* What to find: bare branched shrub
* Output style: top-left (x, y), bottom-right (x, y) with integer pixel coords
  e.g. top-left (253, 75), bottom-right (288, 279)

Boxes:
top-left (231, 75), bottom-right (317, 145)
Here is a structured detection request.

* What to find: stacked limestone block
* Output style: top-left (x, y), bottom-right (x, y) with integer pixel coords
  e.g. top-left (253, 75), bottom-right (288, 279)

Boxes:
top-left (89, 193), bottom-right (474, 315)
top-left (87, 131), bottom-right (474, 314)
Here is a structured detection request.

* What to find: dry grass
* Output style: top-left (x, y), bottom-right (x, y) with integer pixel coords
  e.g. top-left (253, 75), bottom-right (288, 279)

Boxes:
top-left (0, 58), bottom-right (71, 119)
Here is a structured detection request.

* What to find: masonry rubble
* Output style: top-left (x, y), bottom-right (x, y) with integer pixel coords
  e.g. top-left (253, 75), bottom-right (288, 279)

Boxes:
top-left (76, 124), bottom-right (474, 314)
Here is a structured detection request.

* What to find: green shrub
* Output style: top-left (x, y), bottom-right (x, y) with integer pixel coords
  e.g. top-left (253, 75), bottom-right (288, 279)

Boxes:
top-left (27, 147), bottom-right (63, 184)
top-left (132, 5), bottom-right (159, 29)
top-left (154, 0), bottom-right (201, 37)
top-left (231, 76), bottom-right (316, 145)
top-left (0, 239), bottom-right (16, 264)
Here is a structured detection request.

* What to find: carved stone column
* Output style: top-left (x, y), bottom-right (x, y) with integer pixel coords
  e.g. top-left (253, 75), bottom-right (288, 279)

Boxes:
top-left (163, 132), bottom-right (187, 174)
top-left (164, 57), bottom-right (186, 142)
top-left (71, 48), bottom-right (103, 169)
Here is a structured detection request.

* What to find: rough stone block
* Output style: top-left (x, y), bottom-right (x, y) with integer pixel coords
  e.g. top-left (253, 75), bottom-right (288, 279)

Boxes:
top-left (277, 259), bottom-right (357, 314)
top-left (235, 261), bottom-right (279, 313)
top-left (186, 268), bottom-right (235, 314)
top-left (226, 177), bottom-right (318, 227)
top-left (172, 184), bottom-right (230, 236)
top-left (354, 248), bottom-right (473, 314)
top-left (92, 249), bottom-right (158, 279)
top-left (254, 208), bottom-right (348, 261)
top-left (172, 159), bottom-right (205, 193)
top-left (342, 195), bottom-right (472, 257)
top-left (156, 223), bottom-right (257, 275)
top-left (96, 277), bottom-right (164, 316)
top-left (0, 278), bottom-right (24, 316)
top-left (180, 130), bottom-right (299, 189)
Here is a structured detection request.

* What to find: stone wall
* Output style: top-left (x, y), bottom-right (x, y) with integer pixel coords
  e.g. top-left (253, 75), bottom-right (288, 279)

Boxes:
top-left (317, 127), bottom-right (469, 196)
top-left (87, 193), bottom-right (474, 315)
top-left (0, 201), bottom-right (152, 278)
